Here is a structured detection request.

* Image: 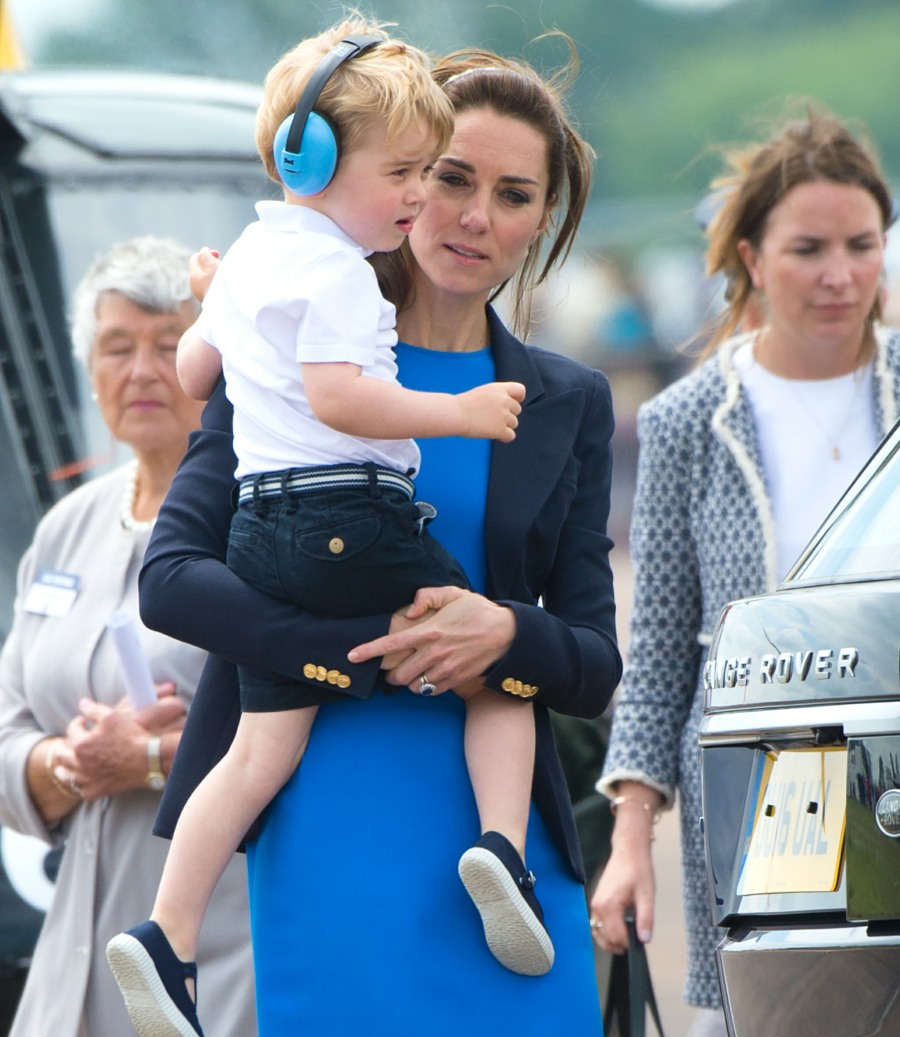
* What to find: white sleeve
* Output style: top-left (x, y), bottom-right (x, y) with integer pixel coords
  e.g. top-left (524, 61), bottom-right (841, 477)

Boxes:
top-left (291, 253), bottom-right (386, 368)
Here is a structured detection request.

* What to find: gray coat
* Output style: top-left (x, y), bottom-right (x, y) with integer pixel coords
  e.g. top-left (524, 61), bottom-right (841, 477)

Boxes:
top-left (600, 326), bottom-right (900, 1007)
top-left (0, 466), bottom-right (257, 1037)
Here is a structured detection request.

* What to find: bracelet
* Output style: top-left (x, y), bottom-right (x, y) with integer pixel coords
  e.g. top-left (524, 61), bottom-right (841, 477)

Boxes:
top-left (145, 736), bottom-right (166, 791)
top-left (610, 794), bottom-right (660, 822)
top-left (45, 739), bottom-right (81, 801)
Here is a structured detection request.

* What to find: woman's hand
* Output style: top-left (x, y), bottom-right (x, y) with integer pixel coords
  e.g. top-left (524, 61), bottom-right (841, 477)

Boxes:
top-left (376, 606), bottom-right (422, 673)
top-left (53, 682), bottom-right (186, 801)
top-left (589, 783), bottom-right (662, 954)
top-left (349, 586), bottom-right (516, 694)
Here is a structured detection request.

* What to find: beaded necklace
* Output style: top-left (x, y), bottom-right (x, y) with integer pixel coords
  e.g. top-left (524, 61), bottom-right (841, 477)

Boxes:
top-left (119, 459), bottom-right (155, 533)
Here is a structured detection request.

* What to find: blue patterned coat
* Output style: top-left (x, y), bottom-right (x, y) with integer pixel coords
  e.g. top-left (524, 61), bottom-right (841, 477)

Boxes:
top-left (599, 326), bottom-right (900, 1006)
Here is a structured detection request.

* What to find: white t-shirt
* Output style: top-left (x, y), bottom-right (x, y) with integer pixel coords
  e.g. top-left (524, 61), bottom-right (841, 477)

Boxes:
top-left (196, 201), bottom-right (421, 479)
top-left (734, 339), bottom-right (877, 579)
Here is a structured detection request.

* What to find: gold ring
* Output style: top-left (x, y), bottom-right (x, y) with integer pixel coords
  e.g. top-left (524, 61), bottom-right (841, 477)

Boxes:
top-left (418, 674), bottom-right (436, 696)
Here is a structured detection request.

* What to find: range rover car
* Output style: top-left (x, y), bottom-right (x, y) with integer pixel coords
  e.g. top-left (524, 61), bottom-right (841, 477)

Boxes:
top-left (699, 420), bottom-right (900, 1037)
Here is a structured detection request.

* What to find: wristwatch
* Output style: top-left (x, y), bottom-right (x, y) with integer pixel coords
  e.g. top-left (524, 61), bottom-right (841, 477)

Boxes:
top-left (145, 736), bottom-right (166, 791)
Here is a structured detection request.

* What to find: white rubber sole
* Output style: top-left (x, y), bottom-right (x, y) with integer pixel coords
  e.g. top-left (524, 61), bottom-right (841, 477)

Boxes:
top-left (106, 933), bottom-right (199, 1037)
top-left (458, 847), bottom-right (555, 976)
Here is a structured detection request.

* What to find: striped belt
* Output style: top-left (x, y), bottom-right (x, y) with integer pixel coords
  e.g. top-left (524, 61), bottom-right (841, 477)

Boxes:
top-left (237, 463), bottom-right (415, 506)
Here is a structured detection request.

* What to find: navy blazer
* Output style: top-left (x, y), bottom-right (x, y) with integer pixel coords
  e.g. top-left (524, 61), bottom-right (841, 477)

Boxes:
top-left (147, 308), bottom-right (621, 880)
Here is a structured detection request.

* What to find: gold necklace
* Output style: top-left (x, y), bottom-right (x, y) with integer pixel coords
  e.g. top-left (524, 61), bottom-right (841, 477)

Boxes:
top-left (753, 331), bottom-right (868, 461)
top-left (778, 369), bottom-right (866, 461)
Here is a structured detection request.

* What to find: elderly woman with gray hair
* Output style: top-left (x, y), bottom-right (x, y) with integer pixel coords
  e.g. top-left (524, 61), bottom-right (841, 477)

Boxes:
top-left (0, 237), bottom-right (256, 1037)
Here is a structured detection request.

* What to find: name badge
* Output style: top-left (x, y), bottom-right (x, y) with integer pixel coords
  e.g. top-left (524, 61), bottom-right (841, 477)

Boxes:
top-left (22, 569), bottom-right (81, 618)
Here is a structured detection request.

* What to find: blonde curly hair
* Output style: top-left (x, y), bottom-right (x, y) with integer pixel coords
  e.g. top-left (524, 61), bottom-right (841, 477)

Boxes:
top-left (256, 16), bottom-right (453, 187)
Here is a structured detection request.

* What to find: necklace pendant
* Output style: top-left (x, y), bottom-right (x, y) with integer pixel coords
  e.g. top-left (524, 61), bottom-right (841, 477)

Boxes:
top-left (832, 446), bottom-right (840, 461)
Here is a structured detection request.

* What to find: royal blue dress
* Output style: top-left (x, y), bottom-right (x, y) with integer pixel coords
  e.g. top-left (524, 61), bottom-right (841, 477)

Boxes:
top-left (245, 344), bottom-right (604, 1035)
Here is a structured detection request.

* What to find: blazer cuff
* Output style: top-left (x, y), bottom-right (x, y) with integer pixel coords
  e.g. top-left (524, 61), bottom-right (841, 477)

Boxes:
top-left (481, 600), bottom-right (543, 700)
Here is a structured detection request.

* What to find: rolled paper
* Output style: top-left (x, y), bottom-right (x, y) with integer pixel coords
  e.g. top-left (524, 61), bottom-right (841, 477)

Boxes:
top-left (106, 610), bottom-right (157, 709)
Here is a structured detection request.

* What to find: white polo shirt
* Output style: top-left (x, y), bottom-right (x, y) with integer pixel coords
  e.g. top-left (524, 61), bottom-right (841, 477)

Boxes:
top-left (197, 201), bottom-right (421, 479)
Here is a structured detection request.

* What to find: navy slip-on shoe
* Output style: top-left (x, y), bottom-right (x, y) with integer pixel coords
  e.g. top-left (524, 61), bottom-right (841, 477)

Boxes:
top-left (458, 830), bottom-right (555, 977)
top-left (106, 920), bottom-right (204, 1037)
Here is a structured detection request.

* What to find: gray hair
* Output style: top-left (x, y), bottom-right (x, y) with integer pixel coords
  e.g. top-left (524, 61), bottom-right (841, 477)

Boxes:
top-left (70, 236), bottom-right (199, 368)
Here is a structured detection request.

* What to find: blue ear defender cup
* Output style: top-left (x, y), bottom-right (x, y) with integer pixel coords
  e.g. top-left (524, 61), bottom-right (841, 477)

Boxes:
top-left (273, 111), bottom-right (341, 196)
top-left (274, 33), bottom-right (381, 196)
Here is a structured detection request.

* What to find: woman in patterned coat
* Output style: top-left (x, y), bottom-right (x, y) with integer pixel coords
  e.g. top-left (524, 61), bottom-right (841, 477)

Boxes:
top-left (590, 106), bottom-right (900, 1037)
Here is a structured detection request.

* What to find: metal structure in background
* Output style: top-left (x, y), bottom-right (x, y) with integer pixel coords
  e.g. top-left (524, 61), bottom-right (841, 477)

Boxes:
top-left (0, 159), bottom-right (82, 513)
top-left (0, 67), bottom-right (270, 637)
top-left (0, 66), bottom-right (268, 1031)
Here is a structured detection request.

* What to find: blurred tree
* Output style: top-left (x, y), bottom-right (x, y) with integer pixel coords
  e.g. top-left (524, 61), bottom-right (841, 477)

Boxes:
top-left (598, 3), bottom-right (900, 200)
top-left (37, 0), bottom-right (499, 80)
top-left (33, 0), bottom-right (900, 206)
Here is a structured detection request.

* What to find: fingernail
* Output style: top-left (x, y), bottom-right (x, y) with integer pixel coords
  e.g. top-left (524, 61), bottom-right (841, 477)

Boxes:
top-left (347, 650), bottom-right (358, 662)
top-left (640, 929), bottom-right (652, 943)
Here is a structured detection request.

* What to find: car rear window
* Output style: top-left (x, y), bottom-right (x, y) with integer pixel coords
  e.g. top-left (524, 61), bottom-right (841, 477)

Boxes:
top-left (789, 425), bottom-right (900, 583)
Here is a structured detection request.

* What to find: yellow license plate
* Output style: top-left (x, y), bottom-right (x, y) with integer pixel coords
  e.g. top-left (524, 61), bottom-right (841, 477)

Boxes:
top-left (737, 747), bottom-right (847, 896)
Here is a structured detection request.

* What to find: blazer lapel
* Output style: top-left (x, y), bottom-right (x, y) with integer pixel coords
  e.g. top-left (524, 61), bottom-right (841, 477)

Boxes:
top-left (484, 310), bottom-right (584, 599)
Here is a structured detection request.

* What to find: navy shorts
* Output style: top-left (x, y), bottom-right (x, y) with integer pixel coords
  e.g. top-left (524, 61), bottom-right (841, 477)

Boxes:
top-left (227, 464), bottom-right (469, 711)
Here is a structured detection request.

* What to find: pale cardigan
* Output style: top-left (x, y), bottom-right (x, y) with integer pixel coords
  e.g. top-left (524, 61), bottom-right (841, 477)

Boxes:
top-left (0, 467), bottom-right (257, 1037)
top-left (599, 325), bottom-right (900, 1007)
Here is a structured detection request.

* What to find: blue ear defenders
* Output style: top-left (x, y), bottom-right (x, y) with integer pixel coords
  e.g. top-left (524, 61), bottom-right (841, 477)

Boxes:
top-left (273, 34), bottom-right (381, 196)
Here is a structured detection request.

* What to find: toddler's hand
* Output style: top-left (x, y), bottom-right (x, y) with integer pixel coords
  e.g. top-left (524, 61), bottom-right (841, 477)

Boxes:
top-left (188, 247), bottom-right (220, 302)
top-left (458, 381), bottom-right (525, 442)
